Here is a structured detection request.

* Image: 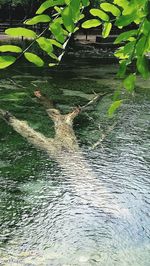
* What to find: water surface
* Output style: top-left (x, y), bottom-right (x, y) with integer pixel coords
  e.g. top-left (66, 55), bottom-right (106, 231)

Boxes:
top-left (0, 60), bottom-right (150, 265)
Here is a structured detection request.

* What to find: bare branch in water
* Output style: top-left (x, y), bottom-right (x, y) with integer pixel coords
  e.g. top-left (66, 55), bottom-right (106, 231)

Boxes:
top-left (81, 92), bottom-right (109, 110)
top-left (90, 122), bottom-right (117, 150)
top-left (7, 78), bottom-right (27, 89)
top-left (0, 90), bottom-right (115, 153)
top-left (34, 90), bottom-right (55, 109)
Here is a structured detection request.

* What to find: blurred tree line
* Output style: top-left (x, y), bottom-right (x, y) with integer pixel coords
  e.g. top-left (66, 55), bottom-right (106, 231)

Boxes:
top-left (0, 0), bottom-right (41, 21)
top-left (0, 0), bottom-right (106, 21)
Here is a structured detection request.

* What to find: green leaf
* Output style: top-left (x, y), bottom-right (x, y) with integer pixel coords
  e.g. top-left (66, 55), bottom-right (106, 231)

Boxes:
top-left (24, 15), bottom-right (51, 25)
top-left (61, 6), bottom-right (75, 33)
top-left (117, 60), bottom-right (128, 77)
top-left (147, 34), bottom-right (150, 51)
top-left (136, 35), bottom-right (147, 56)
top-left (5, 27), bottom-right (36, 38)
top-left (108, 100), bottom-right (123, 117)
top-left (70, 0), bottom-right (80, 22)
top-left (115, 12), bottom-right (137, 27)
top-left (54, 6), bottom-right (62, 13)
top-left (82, 0), bottom-right (90, 7)
top-left (24, 52), bottom-right (44, 67)
top-left (79, 14), bottom-right (85, 21)
top-left (49, 39), bottom-right (63, 48)
top-left (113, 0), bottom-right (129, 9)
top-left (100, 3), bottom-right (121, 17)
top-left (122, 2), bottom-right (135, 16)
top-left (123, 73), bottom-right (136, 92)
top-left (0, 55), bottom-right (16, 69)
top-left (128, 37), bottom-right (136, 42)
top-left (36, 37), bottom-right (53, 53)
top-left (50, 21), bottom-right (65, 43)
top-left (74, 26), bottom-right (79, 33)
top-left (102, 22), bottom-right (112, 38)
top-left (123, 41), bottom-right (135, 56)
top-left (36, 0), bottom-right (65, 14)
top-left (137, 56), bottom-right (150, 79)
top-left (113, 86), bottom-right (121, 101)
top-left (63, 29), bottom-right (69, 36)
top-left (114, 47), bottom-right (129, 59)
top-left (90, 9), bottom-right (109, 21)
top-left (82, 19), bottom-right (101, 29)
top-left (64, 0), bottom-right (70, 4)
top-left (142, 19), bottom-right (150, 35)
top-left (55, 17), bottom-right (63, 24)
top-left (114, 30), bottom-right (138, 44)
top-left (48, 52), bottom-right (59, 61)
top-left (0, 45), bottom-right (22, 53)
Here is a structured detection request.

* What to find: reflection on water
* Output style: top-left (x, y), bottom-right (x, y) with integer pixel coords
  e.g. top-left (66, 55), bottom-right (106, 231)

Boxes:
top-left (0, 61), bottom-right (150, 265)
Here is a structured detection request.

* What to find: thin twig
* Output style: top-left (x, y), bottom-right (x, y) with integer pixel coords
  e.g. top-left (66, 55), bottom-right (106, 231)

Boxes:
top-left (90, 122), bottom-right (117, 150)
top-left (16, 5), bottom-right (85, 64)
top-left (16, 25), bottom-right (49, 61)
top-left (81, 92), bottom-right (109, 110)
top-left (7, 78), bottom-right (26, 89)
top-left (15, 10), bottom-right (61, 61)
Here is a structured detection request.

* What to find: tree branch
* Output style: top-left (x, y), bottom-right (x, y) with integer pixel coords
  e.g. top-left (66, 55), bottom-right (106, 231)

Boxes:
top-left (34, 90), bottom-right (55, 109)
top-left (80, 92), bottom-right (109, 111)
top-left (0, 91), bottom-right (114, 154)
top-left (0, 108), bottom-right (55, 154)
top-left (90, 122), bottom-right (117, 150)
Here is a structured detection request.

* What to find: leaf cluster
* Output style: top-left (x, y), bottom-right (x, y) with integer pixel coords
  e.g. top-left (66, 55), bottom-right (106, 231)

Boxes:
top-left (0, 0), bottom-right (149, 115)
top-left (0, 0), bottom-right (89, 68)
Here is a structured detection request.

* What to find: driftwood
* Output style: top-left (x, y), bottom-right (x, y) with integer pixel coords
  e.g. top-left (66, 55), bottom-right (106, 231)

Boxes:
top-left (0, 91), bottom-right (130, 218)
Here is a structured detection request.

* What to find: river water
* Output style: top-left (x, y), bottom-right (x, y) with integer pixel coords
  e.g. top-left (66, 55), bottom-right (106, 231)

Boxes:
top-left (0, 59), bottom-right (150, 265)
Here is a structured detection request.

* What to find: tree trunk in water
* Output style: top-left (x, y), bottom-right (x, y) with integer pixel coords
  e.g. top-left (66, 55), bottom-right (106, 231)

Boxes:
top-left (0, 92), bottom-right (130, 218)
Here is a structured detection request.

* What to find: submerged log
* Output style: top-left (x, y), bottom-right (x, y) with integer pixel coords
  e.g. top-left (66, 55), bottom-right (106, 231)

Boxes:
top-left (0, 91), bottom-right (80, 155)
top-left (0, 92), bottom-right (130, 218)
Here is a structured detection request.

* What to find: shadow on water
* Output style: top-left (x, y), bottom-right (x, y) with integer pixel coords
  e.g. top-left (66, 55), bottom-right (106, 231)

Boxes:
top-left (0, 59), bottom-right (150, 265)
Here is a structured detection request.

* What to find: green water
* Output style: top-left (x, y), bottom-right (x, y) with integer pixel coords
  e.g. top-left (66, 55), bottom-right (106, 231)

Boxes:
top-left (0, 60), bottom-right (150, 265)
